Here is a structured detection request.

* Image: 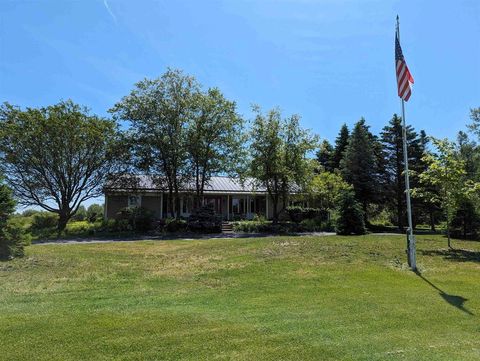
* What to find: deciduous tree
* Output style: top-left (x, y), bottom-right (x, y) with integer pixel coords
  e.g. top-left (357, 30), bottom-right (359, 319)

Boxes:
top-left (0, 100), bottom-right (121, 231)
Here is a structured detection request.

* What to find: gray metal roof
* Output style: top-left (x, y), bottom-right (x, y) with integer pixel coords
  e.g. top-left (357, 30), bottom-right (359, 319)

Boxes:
top-left (105, 175), bottom-right (267, 194)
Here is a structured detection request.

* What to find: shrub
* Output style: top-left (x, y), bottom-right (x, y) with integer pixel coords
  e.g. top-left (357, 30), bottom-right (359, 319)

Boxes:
top-left (116, 207), bottom-right (154, 232)
top-left (286, 206), bottom-right (320, 223)
top-left (71, 206), bottom-right (87, 221)
top-left (165, 218), bottom-right (188, 232)
top-left (335, 191), bottom-right (366, 235)
top-left (21, 209), bottom-right (40, 217)
top-left (0, 218), bottom-right (31, 260)
top-left (31, 212), bottom-right (59, 230)
top-left (86, 204), bottom-right (104, 223)
top-left (187, 204), bottom-right (221, 233)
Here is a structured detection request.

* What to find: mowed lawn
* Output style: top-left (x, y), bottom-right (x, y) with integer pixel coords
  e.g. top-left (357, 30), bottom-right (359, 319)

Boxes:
top-left (1, 235), bottom-right (479, 361)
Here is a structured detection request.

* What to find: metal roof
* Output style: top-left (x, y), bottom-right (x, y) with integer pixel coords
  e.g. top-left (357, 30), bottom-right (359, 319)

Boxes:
top-left (105, 175), bottom-right (268, 194)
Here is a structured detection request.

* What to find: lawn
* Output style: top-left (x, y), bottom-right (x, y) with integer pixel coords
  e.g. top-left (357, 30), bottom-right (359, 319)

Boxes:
top-left (1, 235), bottom-right (479, 361)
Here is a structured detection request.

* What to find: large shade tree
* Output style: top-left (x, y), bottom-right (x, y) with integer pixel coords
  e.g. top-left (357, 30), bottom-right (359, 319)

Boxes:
top-left (187, 87), bottom-right (245, 207)
top-left (111, 69), bottom-right (199, 218)
top-left (0, 100), bottom-right (122, 231)
top-left (249, 107), bottom-right (317, 223)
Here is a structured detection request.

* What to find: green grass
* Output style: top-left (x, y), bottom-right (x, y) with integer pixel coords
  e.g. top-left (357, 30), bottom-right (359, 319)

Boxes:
top-left (1, 235), bottom-right (479, 360)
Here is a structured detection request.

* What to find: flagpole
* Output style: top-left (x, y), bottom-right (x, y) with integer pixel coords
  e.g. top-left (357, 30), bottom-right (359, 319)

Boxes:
top-left (397, 16), bottom-right (416, 271)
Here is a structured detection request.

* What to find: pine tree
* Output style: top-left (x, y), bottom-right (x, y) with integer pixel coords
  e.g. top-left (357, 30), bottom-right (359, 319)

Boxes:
top-left (332, 124), bottom-right (349, 170)
top-left (340, 119), bottom-right (380, 224)
top-left (316, 140), bottom-right (335, 172)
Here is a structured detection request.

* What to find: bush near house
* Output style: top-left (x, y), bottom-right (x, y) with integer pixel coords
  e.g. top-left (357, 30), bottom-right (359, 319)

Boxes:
top-left (187, 204), bottom-right (222, 233)
top-left (115, 207), bottom-right (155, 232)
top-left (285, 206), bottom-right (320, 223)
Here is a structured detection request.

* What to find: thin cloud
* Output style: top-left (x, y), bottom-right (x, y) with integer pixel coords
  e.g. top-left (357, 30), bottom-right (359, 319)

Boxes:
top-left (103, 0), bottom-right (117, 24)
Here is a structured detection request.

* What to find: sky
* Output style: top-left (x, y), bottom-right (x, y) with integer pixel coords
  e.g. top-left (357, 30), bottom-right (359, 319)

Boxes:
top-left (1, 0), bottom-right (479, 208)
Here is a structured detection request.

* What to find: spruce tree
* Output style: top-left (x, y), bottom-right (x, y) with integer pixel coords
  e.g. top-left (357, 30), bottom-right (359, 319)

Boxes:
top-left (0, 177), bottom-right (26, 260)
top-left (316, 140), bottom-right (335, 172)
top-left (335, 190), bottom-right (366, 235)
top-left (340, 119), bottom-right (379, 224)
top-left (332, 124), bottom-right (349, 170)
top-left (380, 114), bottom-right (423, 230)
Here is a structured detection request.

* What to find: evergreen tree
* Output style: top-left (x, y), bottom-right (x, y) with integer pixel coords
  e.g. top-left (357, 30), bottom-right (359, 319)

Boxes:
top-left (332, 124), bottom-right (349, 170)
top-left (380, 114), bottom-right (423, 230)
top-left (335, 190), bottom-right (366, 235)
top-left (0, 177), bottom-right (27, 260)
top-left (340, 119), bottom-right (380, 224)
top-left (316, 140), bottom-right (335, 172)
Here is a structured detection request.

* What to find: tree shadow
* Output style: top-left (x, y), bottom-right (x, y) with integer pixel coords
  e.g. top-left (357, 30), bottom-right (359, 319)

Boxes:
top-left (415, 271), bottom-right (474, 316)
top-left (420, 248), bottom-right (480, 263)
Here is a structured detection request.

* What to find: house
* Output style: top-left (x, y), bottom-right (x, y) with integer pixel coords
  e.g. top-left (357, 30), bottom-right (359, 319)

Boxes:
top-left (104, 175), bottom-right (305, 221)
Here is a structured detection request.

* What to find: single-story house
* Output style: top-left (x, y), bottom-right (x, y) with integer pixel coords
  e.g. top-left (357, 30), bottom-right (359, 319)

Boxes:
top-left (104, 176), bottom-right (306, 221)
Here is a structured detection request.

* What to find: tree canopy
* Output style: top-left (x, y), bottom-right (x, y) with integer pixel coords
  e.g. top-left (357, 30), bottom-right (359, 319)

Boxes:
top-left (0, 100), bottom-right (122, 231)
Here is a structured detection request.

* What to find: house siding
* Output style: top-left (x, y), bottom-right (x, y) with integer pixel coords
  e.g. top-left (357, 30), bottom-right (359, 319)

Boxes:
top-left (106, 195), bottom-right (128, 219)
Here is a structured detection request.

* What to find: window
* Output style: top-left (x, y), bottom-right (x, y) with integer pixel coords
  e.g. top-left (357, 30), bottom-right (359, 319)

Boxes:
top-left (128, 195), bottom-right (141, 208)
top-left (232, 198), bottom-right (245, 214)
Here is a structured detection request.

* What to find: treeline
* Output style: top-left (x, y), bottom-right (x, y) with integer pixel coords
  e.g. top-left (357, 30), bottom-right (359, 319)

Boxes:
top-left (0, 68), bottom-right (479, 258)
top-left (316, 110), bottom-right (480, 243)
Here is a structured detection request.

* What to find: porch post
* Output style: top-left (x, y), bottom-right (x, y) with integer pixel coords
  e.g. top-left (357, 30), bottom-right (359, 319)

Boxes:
top-left (160, 193), bottom-right (163, 219)
top-left (104, 194), bottom-right (108, 220)
top-left (227, 195), bottom-right (230, 220)
top-left (266, 196), bottom-right (269, 220)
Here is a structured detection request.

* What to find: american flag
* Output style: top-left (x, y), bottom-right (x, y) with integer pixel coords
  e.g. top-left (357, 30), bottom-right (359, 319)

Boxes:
top-left (395, 32), bottom-right (414, 102)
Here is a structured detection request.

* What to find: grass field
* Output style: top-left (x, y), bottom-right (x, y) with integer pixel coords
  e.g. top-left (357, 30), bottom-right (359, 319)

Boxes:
top-left (1, 234), bottom-right (479, 360)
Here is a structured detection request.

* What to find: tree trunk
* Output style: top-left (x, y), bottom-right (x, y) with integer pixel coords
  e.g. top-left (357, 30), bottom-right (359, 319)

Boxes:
top-left (57, 210), bottom-right (69, 235)
top-left (272, 194), bottom-right (279, 224)
top-left (446, 216), bottom-right (452, 249)
top-left (429, 211), bottom-right (436, 232)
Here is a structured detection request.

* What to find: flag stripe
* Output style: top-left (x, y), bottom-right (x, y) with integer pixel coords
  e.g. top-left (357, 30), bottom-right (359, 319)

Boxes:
top-left (395, 32), bottom-right (414, 102)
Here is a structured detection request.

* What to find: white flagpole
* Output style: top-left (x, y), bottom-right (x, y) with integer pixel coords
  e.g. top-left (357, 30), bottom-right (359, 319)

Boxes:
top-left (397, 16), bottom-right (416, 271)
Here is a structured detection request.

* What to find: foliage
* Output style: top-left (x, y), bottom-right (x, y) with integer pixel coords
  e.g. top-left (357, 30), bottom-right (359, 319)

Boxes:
top-left (0, 218), bottom-right (30, 259)
top-left (110, 69), bottom-right (200, 218)
top-left (332, 123), bottom-right (349, 170)
top-left (21, 209), bottom-right (39, 217)
top-left (380, 114), bottom-right (425, 230)
top-left (451, 199), bottom-right (480, 239)
top-left (248, 106), bottom-right (318, 223)
top-left (414, 137), bottom-right (477, 247)
top-left (187, 88), bottom-right (245, 207)
top-left (0, 100), bottom-right (123, 231)
top-left (308, 171), bottom-right (352, 212)
top-left (285, 206), bottom-right (320, 223)
top-left (71, 206), bottom-right (87, 221)
top-left (164, 218), bottom-right (188, 233)
top-left (316, 140), bottom-right (334, 172)
top-left (187, 204), bottom-right (221, 232)
top-left (335, 190), bottom-right (366, 235)
top-left (31, 211), bottom-right (59, 230)
top-left (0, 179), bottom-right (28, 260)
top-left (116, 207), bottom-right (155, 232)
top-left (86, 204), bottom-right (104, 223)
top-left (340, 119), bottom-right (381, 223)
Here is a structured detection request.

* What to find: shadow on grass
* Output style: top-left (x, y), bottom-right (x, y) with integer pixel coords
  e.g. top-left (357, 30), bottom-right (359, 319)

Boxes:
top-left (419, 248), bottom-right (480, 263)
top-left (415, 271), bottom-right (474, 316)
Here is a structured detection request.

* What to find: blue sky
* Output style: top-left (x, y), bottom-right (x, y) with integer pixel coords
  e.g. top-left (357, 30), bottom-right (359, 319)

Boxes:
top-left (1, 0), bottom-right (479, 208)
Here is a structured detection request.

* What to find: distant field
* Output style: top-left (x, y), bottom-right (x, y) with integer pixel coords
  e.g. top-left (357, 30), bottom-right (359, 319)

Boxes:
top-left (1, 235), bottom-right (479, 360)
